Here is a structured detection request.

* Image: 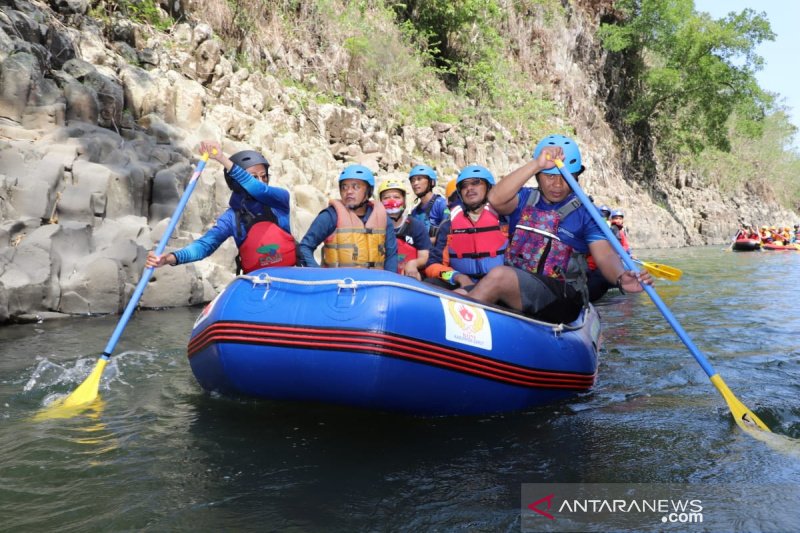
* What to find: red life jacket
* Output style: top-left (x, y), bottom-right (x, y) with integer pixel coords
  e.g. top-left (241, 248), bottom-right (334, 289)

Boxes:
top-left (505, 191), bottom-right (581, 279)
top-left (447, 204), bottom-right (508, 277)
top-left (238, 220), bottom-right (297, 273)
top-left (613, 225), bottom-right (631, 252)
top-left (234, 204), bottom-right (296, 273)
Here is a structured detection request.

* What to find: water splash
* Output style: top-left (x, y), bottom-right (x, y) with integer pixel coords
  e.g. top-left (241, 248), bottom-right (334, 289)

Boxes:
top-left (23, 357), bottom-right (119, 395)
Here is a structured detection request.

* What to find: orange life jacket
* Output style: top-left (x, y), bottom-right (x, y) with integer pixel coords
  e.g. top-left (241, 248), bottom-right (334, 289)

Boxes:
top-left (322, 200), bottom-right (388, 268)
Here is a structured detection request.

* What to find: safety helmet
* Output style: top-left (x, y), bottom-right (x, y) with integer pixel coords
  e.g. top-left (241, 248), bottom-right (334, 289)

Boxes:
top-left (761, 225), bottom-right (768, 230)
top-left (533, 134), bottom-right (584, 175)
top-left (599, 205), bottom-right (611, 216)
top-left (225, 149), bottom-right (270, 193)
top-left (338, 164), bottom-right (375, 187)
top-left (611, 209), bottom-right (624, 218)
top-left (456, 165), bottom-right (496, 188)
top-left (408, 164), bottom-right (437, 184)
top-left (445, 178), bottom-right (457, 199)
top-left (377, 179), bottom-right (407, 198)
top-left (770, 226), bottom-right (776, 230)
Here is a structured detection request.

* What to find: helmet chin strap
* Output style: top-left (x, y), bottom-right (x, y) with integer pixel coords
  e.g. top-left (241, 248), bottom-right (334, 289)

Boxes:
top-left (415, 180), bottom-right (434, 199)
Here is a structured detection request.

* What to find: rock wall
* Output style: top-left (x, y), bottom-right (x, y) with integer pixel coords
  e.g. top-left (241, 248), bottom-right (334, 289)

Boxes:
top-left (0, 0), bottom-right (795, 323)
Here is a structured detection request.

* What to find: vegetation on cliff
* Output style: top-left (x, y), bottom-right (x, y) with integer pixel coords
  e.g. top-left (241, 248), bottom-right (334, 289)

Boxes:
top-left (97, 0), bottom-right (798, 210)
top-left (599, 0), bottom-right (799, 210)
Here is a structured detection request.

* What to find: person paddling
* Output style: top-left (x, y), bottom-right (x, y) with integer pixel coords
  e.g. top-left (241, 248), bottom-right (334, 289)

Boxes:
top-left (463, 135), bottom-right (652, 323)
top-left (146, 140), bottom-right (295, 273)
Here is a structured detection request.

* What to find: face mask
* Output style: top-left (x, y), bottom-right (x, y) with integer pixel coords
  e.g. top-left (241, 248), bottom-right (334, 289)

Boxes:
top-left (382, 198), bottom-right (404, 215)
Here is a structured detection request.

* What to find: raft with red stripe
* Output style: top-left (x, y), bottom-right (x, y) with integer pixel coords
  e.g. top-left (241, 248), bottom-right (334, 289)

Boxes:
top-left (762, 243), bottom-right (799, 251)
top-left (187, 267), bottom-right (601, 415)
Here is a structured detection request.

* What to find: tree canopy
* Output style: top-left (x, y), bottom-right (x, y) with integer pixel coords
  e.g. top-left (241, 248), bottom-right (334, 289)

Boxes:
top-left (599, 0), bottom-right (775, 153)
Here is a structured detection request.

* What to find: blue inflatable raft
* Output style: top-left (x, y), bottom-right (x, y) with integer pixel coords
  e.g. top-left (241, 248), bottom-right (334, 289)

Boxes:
top-left (187, 267), bottom-right (602, 415)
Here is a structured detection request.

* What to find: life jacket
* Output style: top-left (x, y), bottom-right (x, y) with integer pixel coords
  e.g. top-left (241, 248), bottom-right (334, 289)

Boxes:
top-left (506, 190), bottom-right (582, 279)
top-left (446, 204), bottom-right (508, 277)
top-left (233, 199), bottom-right (297, 274)
top-left (411, 193), bottom-right (444, 238)
top-left (322, 200), bottom-right (387, 268)
top-left (394, 218), bottom-right (419, 273)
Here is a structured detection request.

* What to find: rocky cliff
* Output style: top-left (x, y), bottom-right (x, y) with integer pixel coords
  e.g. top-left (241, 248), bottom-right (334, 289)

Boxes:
top-left (0, 0), bottom-right (795, 323)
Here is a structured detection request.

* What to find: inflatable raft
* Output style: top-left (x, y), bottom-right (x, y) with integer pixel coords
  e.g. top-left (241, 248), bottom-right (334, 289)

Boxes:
top-left (187, 268), bottom-right (602, 415)
top-left (763, 243), bottom-right (799, 251)
top-left (731, 238), bottom-right (761, 252)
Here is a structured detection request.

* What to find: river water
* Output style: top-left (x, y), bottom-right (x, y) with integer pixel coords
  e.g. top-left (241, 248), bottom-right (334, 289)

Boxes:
top-left (1, 246), bottom-right (799, 532)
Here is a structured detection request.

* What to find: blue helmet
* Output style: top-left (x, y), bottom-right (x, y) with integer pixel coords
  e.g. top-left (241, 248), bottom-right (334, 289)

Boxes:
top-left (611, 209), bottom-right (624, 218)
top-left (599, 205), bottom-right (611, 216)
top-left (533, 134), bottom-right (583, 175)
top-left (338, 164), bottom-right (375, 187)
top-left (456, 165), bottom-right (496, 187)
top-left (408, 164), bottom-right (437, 183)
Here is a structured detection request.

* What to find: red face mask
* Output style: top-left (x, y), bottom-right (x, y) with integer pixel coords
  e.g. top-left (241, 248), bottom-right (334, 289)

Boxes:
top-left (381, 198), bottom-right (404, 215)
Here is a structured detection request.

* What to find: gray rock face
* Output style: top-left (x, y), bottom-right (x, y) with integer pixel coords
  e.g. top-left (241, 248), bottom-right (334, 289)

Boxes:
top-left (0, 0), bottom-right (796, 324)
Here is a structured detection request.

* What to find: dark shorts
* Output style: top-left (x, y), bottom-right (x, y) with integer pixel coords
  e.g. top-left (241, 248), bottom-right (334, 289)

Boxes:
top-left (513, 268), bottom-right (583, 323)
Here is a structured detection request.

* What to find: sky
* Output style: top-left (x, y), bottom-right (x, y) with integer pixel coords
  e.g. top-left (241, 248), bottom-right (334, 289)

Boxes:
top-left (693, 0), bottom-right (800, 150)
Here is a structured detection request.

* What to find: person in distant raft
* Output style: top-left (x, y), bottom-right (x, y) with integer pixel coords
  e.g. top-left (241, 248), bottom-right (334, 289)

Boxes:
top-left (298, 164), bottom-right (398, 272)
top-left (146, 140), bottom-right (296, 273)
top-left (609, 209), bottom-right (632, 255)
top-left (377, 178), bottom-right (431, 279)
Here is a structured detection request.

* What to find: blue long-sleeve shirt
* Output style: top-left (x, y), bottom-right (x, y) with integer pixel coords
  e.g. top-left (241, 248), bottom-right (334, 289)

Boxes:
top-left (172, 164), bottom-right (291, 265)
top-left (298, 204), bottom-right (398, 272)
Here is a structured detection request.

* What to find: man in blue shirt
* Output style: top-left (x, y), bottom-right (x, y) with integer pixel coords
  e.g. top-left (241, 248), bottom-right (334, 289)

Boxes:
top-left (298, 165), bottom-right (398, 272)
top-left (146, 140), bottom-right (294, 272)
top-left (408, 164), bottom-right (449, 240)
top-left (465, 135), bottom-right (651, 323)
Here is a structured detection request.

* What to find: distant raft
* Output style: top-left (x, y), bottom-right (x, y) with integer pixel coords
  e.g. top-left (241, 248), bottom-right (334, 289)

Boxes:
top-left (731, 238), bottom-right (761, 252)
top-left (762, 243), bottom-right (800, 251)
top-left (187, 267), bottom-right (601, 416)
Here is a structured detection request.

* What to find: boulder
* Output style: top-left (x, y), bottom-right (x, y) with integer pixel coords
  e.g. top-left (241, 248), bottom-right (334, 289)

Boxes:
top-left (0, 52), bottom-right (41, 122)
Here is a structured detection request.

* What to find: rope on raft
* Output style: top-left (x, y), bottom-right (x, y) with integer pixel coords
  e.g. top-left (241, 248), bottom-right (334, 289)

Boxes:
top-left (236, 272), bottom-right (583, 333)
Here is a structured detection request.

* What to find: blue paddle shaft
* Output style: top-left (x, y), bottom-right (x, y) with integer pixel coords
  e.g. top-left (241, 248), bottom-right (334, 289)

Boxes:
top-left (100, 157), bottom-right (209, 359)
top-left (554, 161), bottom-right (716, 377)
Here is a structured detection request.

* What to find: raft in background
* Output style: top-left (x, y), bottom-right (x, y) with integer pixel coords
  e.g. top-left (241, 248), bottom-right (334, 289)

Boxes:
top-left (762, 243), bottom-right (800, 251)
top-left (731, 238), bottom-right (761, 252)
top-left (187, 267), bottom-right (602, 416)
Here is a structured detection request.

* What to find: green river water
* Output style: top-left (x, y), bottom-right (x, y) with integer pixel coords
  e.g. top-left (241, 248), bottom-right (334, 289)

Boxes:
top-left (1, 246), bottom-right (799, 532)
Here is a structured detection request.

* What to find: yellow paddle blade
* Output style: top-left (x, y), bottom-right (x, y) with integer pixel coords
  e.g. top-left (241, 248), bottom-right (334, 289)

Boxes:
top-left (640, 260), bottom-right (682, 281)
top-left (710, 374), bottom-right (770, 432)
top-left (33, 358), bottom-right (108, 421)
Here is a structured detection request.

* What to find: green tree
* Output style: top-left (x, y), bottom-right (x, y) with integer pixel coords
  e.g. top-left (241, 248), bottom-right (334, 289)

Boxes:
top-left (599, 0), bottom-right (775, 153)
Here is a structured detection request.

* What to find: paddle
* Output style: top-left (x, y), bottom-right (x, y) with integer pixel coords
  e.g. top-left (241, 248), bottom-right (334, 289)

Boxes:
top-left (36, 153), bottom-right (212, 420)
top-left (553, 158), bottom-right (770, 434)
top-left (632, 259), bottom-right (682, 282)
